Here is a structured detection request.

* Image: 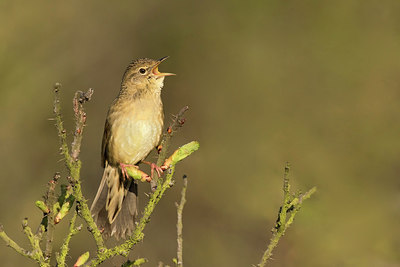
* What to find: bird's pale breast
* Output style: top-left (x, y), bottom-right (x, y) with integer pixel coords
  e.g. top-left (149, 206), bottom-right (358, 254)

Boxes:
top-left (107, 95), bottom-right (163, 165)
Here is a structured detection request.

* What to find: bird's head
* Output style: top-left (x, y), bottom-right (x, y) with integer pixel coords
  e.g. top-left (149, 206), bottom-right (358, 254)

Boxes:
top-left (121, 56), bottom-right (175, 94)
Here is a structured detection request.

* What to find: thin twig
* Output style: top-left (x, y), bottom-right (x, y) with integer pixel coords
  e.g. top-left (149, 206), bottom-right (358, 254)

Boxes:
top-left (22, 218), bottom-right (46, 264)
top-left (71, 89), bottom-right (93, 161)
top-left (0, 225), bottom-right (34, 260)
top-left (56, 212), bottom-right (82, 267)
top-left (152, 106), bottom-right (189, 191)
top-left (258, 163), bottom-right (317, 266)
top-left (176, 175), bottom-right (187, 267)
top-left (53, 83), bottom-right (71, 165)
top-left (44, 172), bottom-right (60, 261)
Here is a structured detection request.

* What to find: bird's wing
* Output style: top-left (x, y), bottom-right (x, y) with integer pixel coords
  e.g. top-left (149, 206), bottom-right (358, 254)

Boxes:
top-left (101, 117), bottom-right (111, 168)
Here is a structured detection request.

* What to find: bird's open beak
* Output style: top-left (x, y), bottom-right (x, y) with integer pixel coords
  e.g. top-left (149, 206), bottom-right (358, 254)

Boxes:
top-left (152, 56), bottom-right (175, 78)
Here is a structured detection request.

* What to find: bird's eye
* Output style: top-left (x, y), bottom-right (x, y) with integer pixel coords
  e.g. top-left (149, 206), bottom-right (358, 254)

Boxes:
top-left (139, 68), bottom-right (146, 74)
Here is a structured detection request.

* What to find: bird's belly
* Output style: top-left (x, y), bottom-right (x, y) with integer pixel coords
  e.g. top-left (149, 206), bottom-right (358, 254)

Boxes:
top-left (110, 116), bottom-right (162, 165)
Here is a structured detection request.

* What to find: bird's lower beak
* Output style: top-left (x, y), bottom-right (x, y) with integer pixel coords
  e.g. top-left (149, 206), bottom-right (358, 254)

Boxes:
top-left (152, 56), bottom-right (175, 78)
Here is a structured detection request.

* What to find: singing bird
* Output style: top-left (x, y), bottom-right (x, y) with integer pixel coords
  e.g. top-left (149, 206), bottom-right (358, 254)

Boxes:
top-left (90, 57), bottom-right (174, 239)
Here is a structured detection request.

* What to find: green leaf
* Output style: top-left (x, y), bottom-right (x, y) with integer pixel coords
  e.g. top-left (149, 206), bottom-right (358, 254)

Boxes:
top-left (35, 200), bottom-right (49, 214)
top-left (171, 141), bottom-right (200, 164)
top-left (54, 184), bottom-right (75, 224)
top-left (74, 251), bottom-right (89, 267)
top-left (163, 141), bottom-right (200, 167)
top-left (133, 258), bottom-right (147, 266)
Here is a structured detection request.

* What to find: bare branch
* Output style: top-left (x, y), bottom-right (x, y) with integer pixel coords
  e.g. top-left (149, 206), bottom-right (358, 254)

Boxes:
top-left (71, 89), bottom-right (93, 161)
top-left (176, 175), bottom-right (188, 267)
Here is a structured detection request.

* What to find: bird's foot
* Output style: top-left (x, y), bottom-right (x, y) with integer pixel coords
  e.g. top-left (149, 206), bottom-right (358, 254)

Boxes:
top-left (119, 163), bottom-right (137, 180)
top-left (142, 160), bottom-right (164, 178)
top-left (119, 163), bottom-right (151, 182)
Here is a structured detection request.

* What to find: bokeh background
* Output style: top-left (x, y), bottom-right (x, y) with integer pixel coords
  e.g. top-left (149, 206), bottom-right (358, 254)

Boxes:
top-left (1, 1), bottom-right (399, 266)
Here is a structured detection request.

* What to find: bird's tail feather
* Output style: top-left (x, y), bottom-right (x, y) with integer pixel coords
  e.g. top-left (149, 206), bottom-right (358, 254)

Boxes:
top-left (90, 163), bottom-right (138, 239)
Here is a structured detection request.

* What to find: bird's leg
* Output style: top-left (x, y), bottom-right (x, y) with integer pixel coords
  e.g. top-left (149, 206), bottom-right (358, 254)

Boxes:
top-left (142, 160), bottom-right (164, 178)
top-left (119, 163), bottom-right (151, 182)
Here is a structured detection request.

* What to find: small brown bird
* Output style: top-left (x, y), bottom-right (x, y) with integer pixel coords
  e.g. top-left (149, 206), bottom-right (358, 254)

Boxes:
top-left (90, 57), bottom-right (174, 239)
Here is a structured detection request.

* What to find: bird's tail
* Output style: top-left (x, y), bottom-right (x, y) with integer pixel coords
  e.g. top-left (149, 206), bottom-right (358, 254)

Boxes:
top-left (90, 163), bottom-right (138, 239)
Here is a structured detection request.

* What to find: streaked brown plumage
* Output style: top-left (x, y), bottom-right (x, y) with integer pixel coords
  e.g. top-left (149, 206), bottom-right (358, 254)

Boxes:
top-left (90, 57), bottom-right (174, 239)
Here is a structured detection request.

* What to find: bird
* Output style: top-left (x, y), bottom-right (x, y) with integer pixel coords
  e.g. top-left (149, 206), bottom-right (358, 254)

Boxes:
top-left (90, 57), bottom-right (174, 239)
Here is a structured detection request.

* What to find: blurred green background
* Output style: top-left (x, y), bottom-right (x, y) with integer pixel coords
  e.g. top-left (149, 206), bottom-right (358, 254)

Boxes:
top-left (1, 1), bottom-right (399, 266)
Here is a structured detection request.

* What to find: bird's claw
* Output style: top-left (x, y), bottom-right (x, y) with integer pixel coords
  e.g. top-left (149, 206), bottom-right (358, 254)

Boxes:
top-left (142, 161), bottom-right (164, 178)
top-left (151, 162), bottom-right (164, 178)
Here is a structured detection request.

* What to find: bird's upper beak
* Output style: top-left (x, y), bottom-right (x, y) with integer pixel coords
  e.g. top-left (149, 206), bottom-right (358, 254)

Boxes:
top-left (152, 56), bottom-right (175, 78)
